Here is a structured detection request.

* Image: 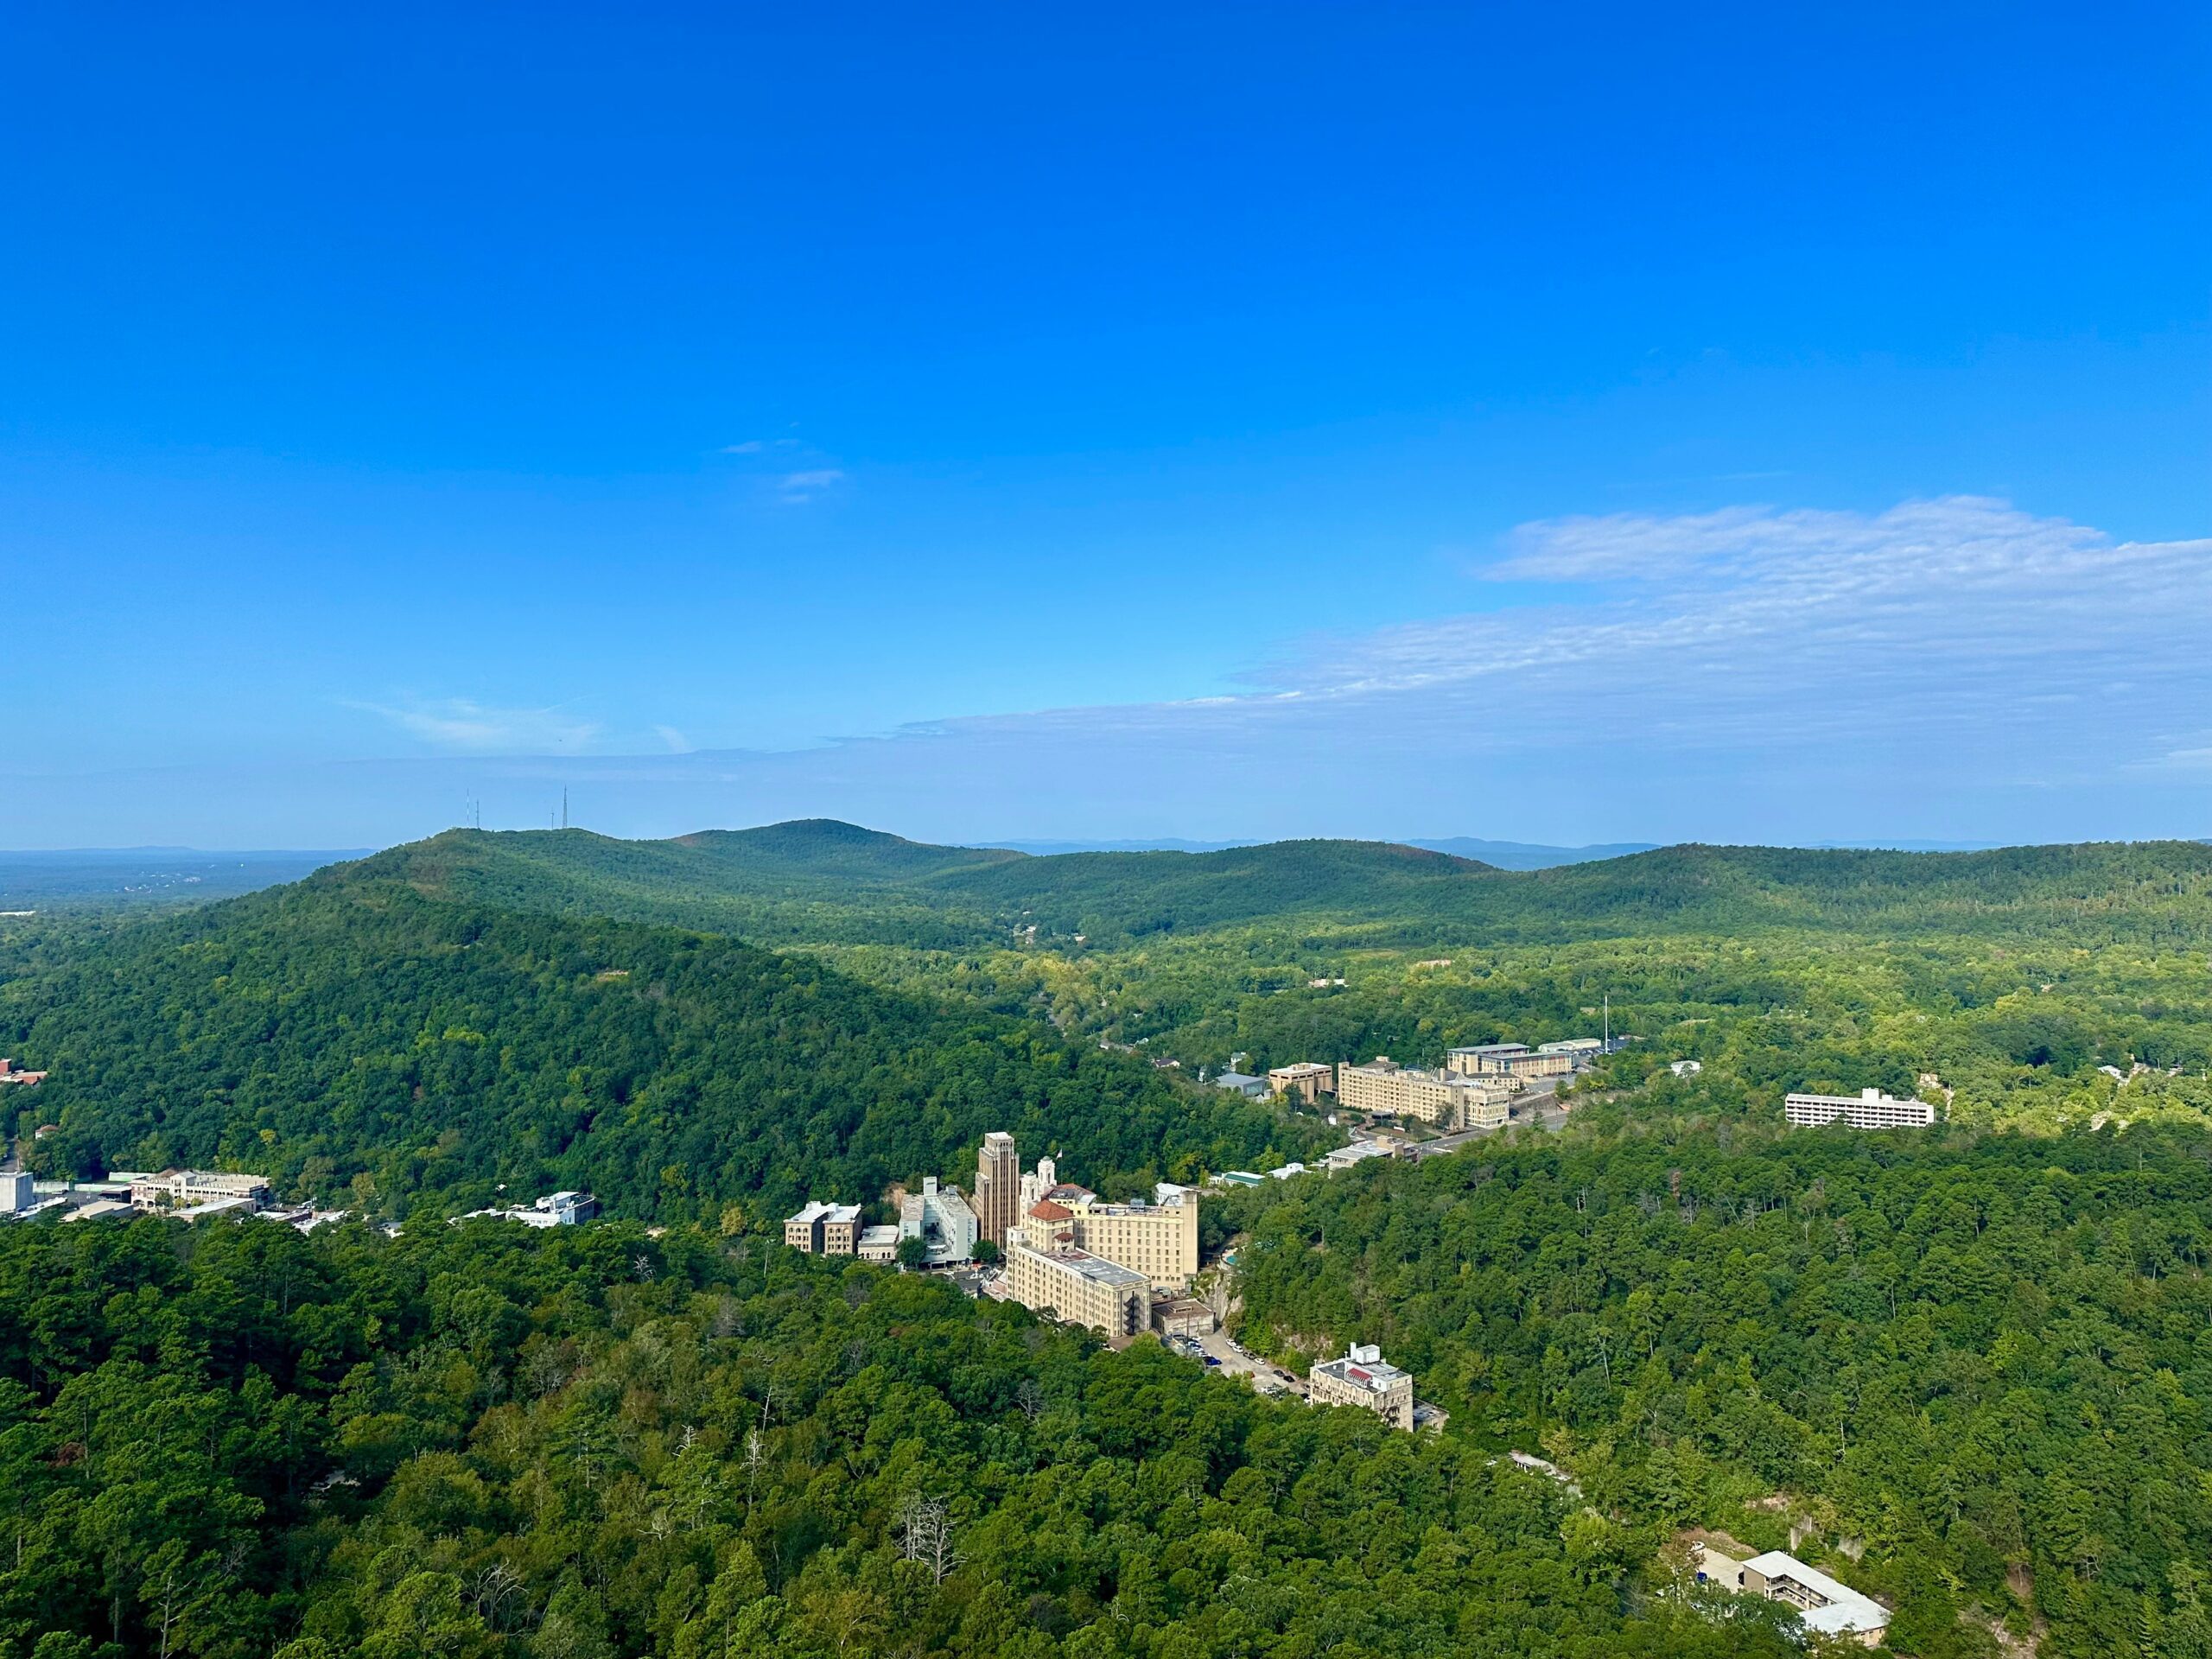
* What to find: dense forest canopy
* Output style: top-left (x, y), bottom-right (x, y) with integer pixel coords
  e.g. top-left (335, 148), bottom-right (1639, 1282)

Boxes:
top-left (1, 1218), bottom-right (1807, 1659)
top-left (0, 880), bottom-right (1311, 1220)
top-left (1217, 1116), bottom-right (2212, 1659)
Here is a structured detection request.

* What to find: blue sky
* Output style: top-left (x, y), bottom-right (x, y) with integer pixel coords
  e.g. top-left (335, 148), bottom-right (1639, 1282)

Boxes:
top-left (3, 3), bottom-right (2208, 849)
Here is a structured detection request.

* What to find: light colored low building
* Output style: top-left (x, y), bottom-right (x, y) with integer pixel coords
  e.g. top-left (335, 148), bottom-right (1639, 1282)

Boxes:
top-left (898, 1177), bottom-right (977, 1266)
top-left (856, 1224), bottom-right (900, 1263)
top-left (1266, 1061), bottom-right (1334, 1104)
top-left (130, 1169), bottom-right (270, 1212)
top-left (784, 1199), bottom-right (863, 1254)
top-left (1446, 1044), bottom-right (1573, 1080)
top-left (2, 1171), bottom-right (33, 1214)
top-left (1211, 1071), bottom-right (1268, 1098)
top-left (1308, 1342), bottom-right (1414, 1430)
top-left (1003, 1229), bottom-right (1151, 1338)
top-left (1152, 1297), bottom-right (1216, 1338)
top-left (1784, 1088), bottom-right (1938, 1129)
top-left (1336, 1058), bottom-right (1514, 1128)
top-left (1325, 1141), bottom-right (1395, 1173)
top-left (1694, 1545), bottom-right (1891, 1647)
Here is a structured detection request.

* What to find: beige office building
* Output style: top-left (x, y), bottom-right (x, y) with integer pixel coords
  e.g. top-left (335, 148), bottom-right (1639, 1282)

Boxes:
top-left (1267, 1061), bottom-right (1334, 1105)
top-left (1308, 1343), bottom-right (1414, 1430)
top-left (1335, 1058), bottom-right (1513, 1129)
top-left (1003, 1231), bottom-right (1151, 1339)
top-left (1446, 1044), bottom-right (1574, 1081)
top-left (976, 1131), bottom-right (1020, 1244)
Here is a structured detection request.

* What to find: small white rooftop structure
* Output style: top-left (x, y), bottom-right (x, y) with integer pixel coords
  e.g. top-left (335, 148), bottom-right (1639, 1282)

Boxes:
top-left (1325, 1141), bottom-right (1394, 1173)
top-left (1738, 1551), bottom-right (1890, 1642)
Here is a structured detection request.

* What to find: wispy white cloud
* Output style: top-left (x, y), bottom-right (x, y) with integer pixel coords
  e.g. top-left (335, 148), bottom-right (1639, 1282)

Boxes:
top-left (346, 697), bottom-right (606, 753)
top-left (777, 467), bottom-right (847, 504)
top-left (653, 724), bottom-right (694, 753)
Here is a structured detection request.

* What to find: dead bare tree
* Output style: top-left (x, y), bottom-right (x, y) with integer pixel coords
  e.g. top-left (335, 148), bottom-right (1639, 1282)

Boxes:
top-left (897, 1493), bottom-right (961, 1585)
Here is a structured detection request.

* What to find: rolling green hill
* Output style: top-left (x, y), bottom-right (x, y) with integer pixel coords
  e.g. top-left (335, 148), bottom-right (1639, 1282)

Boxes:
top-left (354, 820), bottom-right (2212, 949)
top-left (0, 872), bottom-right (1308, 1219)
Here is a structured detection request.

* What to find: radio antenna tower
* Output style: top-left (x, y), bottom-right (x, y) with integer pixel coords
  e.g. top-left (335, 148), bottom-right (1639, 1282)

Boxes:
top-left (562, 787), bottom-right (569, 830)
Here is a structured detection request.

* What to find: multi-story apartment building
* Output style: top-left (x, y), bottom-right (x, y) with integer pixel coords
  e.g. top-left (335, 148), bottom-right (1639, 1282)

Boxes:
top-left (1308, 1343), bottom-right (1414, 1430)
top-left (1692, 1545), bottom-right (1891, 1646)
top-left (783, 1200), bottom-right (863, 1254)
top-left (1335, 1058), bottom-right (1514, 1129)
top-left (898, 1176), bottom-right (977, 1265)
top-left (1054, 1191), bottom-right (1199, 1290)
top-left (1002, 1230), bottom-right (1150, 1339)
top-left (1266, 1061), bottom-right (1334, 1104)
top-left (1446, 1043), bottom-right (1574, 1080)
top-left (1783, 1088), bottom-right (1939, 1129)
top-left (129, 1169), bottom-right (270, 1213)
top-left (975, 1131), bottom-right (1020, 1244)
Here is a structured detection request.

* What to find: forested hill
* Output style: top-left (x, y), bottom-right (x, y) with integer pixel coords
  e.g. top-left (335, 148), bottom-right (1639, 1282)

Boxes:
top-left (0, 875), bottom-right (1306, 1218)
top-left (358, 821), bottom-right (2212, 947)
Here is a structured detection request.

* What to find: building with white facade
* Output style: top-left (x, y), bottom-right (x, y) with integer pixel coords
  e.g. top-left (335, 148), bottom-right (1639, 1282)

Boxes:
top-left (1308, 1343), bottom-right (1414, 1430)
top-left (1784, 1088), bottom-right (1939, 1129)
top-left (2, 1171), bottom-right (34, 1214)
top-left (899, 1176), bottom-right (977, 1266)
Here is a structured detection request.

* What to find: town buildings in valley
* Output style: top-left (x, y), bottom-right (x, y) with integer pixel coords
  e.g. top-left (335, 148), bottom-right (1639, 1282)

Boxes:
top-left (1335, 1058), bottom-right (1514, 1129)
top-left (899, 1176), bottom-right (977, 1265)
top-left (0, 1058), bottom-right (48, 1087)
top-left (1783, 1088), bottom-right (1939, 1129)
top-left (1308, 1343), bottom-right (1415, 1430)
top-left (783, 1199), bottom-right (862, 1255)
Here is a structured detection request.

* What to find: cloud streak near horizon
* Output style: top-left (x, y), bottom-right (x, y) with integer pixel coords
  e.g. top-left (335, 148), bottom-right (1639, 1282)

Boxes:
top-left (26, 497), bottom-right (2212, 849)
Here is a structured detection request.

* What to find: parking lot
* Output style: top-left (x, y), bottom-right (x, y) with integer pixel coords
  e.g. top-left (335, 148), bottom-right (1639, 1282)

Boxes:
top-left (1179, 1325), bottom-right (1305, 1397)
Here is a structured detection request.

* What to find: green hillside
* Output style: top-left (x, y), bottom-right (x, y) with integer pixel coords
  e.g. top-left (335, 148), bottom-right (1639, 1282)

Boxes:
top-left (0, 876), bottom-right (1307, 1219)
top-left (347, 822), bottom-right (2212, 949)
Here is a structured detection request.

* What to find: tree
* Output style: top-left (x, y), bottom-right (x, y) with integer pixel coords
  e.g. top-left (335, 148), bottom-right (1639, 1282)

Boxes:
top-left (895, 1236), bottom-right (931, 1269)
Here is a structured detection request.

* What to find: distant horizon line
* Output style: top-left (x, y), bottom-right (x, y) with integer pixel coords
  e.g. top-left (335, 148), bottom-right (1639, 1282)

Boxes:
top-left (10, 826), bottom-right (2211, 860)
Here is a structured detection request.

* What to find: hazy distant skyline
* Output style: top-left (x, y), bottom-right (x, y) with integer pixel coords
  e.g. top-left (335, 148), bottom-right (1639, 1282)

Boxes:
top-left (4, 6), bottom-right (2208, 849)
